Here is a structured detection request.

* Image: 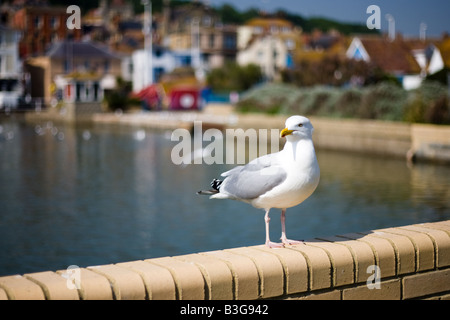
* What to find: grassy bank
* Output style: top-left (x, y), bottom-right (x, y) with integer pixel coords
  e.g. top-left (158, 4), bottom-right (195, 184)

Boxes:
top-left (236, 81), bottom-right (450, 125)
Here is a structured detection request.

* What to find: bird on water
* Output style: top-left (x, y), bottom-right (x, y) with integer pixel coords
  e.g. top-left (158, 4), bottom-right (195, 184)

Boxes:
top-left (198, 115), bottom-right (320, 248)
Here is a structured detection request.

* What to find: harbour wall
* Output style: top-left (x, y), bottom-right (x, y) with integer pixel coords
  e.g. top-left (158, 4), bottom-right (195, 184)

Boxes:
top-left (23, 105), bottom-right (450, 164)
top-left (0, 220), bottom-right (449, 300)
top-left (224, 112), bottom-right (450, 164)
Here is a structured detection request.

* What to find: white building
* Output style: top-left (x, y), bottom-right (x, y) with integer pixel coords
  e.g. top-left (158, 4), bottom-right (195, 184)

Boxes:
top-left (125, 46), bottom-right (206, 93)
top-left (411, 44), bottom-right (445, 76)
top-left (236, 18), bottom-right (298, 81)
top-left (0, 25), bottom-right (22, 109)
top-left (237, 36), bottom-right (290, 80)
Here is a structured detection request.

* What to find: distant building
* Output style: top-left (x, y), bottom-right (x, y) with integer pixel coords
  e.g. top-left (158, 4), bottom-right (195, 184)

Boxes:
top-left (237, 17), bottom-right (299, 51)
top-left (25, 40), bottom-right (121, 106)
top-left (301, 30), bottom-right (342, 52)
top-left (237, 36), bottom-right (290, 81)
top-left (347, 36), bottom-right (423, 90)
top-left (406, 39), bottom-right (445, 76)
top-left (163, 1), bottom-right (237, 70)
top-left (11, 6), bottom-right (82, 58)
top-left (126, 45), bottom-right (206, 93)
top-left (82, 0), bottom-right (139, 47)
top-left (347, 35), bottom-right (450, 90)
top-left (237, 17), bottom-right (300, 80)
top-left (0, 24), bottom-right (22, 109)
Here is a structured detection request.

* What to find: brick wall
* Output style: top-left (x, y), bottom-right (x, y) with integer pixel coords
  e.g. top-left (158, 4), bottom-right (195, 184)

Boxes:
top-left (1, 220), bottom-right (449, 300)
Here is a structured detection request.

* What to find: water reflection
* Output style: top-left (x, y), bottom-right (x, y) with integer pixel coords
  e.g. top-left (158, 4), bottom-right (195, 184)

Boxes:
top-left (312, 150), bottom-right (429, 233)
top-left (0, 117), bottom-right (449, 276)
top-left (410, 163), bottom-right (450, 217)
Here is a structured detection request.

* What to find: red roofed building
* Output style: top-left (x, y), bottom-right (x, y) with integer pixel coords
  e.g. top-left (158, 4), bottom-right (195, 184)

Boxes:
top-left (346, 36), bottom-right (424, 89)
top-left (11, 6), bottom-right (82, 58)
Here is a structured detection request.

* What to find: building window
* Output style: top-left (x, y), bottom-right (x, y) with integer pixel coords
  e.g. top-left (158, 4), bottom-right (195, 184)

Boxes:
top-left (154, 47), bottom-right (163, 57)
top-left (354, 47), bottom-right (364, 60)
top-left (285, 39), bottom-right (295, 50)
top-left (203, 16), bottom-right (211, 27)
top-left (75, 82), bottom-right (83, 101)
top-left (50, 16), bottom-right (59, 29)
top-left (129, 61), bottom-right (134, 75)
top-left (224, 34), bottom-right (236, 49)
top-left (154, 67), bottom-right (164, 83)
top-left (254, 26), bottom-right (263, 34)
top-left (93, 82), bottom-right (100, 101)
top-left (64, 59), bottom-right (70, 73)
top-left (180, 55), bottom-right (191, 66)
top-left (0, 79), bottom-right (17, 92)
top-left (86, 82), bottom-right (94, 101)
top-left (209, 34), bottom-right (215, 48)
top-left (5, 54), bottom-right (14, 73)
top-left (74, 81), bottom-right (102, 102)
top-left (33, 16), bottom-right (42, 29)
top-left (104, 60), bottom-right (110, 73)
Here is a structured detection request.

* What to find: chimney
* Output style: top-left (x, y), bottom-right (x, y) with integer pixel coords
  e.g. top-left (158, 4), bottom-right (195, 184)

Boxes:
top-left (420, 22), bottom-right (427, 41)
top-left (385, 14), bottom-right (395, 42)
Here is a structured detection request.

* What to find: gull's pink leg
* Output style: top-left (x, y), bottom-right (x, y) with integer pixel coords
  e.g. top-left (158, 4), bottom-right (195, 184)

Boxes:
top-left (265, 209), bottom-right (283, 248)
top-left (280, 209), bottom-right (303, 246)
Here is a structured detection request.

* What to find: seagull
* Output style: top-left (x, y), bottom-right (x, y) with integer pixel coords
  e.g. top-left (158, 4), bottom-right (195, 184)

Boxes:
top-left (198, 115), bottom-right (320, 248)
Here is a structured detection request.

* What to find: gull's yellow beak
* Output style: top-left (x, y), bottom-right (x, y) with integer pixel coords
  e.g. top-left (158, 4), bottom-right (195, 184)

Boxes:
top-left (280, 128), bottom-right (294, 138)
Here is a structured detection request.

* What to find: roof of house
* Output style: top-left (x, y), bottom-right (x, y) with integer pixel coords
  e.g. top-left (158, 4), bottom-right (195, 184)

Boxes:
top-left (436, 37), bottom-right (450, 68)
top-left (354, 36), bottom-right (422, 74)
top-left (245, 17), bottom-right (294, 30)
top-left (46, 41), bottom-right (121, 60)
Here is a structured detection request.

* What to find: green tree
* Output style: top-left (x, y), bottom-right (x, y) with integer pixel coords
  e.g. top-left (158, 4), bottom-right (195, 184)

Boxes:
top-left (404, 81), bottom-right (450, 124)
top-left (104, 77), bottom-right (135, 111)
top-left (207, 63), bottom-right (262, 92)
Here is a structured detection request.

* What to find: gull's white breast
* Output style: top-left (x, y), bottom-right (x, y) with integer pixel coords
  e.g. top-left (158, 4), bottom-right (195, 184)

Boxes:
top-left (251, 142), bottom-right (320, 209)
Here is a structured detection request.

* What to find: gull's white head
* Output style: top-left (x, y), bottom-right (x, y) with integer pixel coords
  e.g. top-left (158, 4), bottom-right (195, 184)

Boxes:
top-left (280, 115), bottom-right (314, 141)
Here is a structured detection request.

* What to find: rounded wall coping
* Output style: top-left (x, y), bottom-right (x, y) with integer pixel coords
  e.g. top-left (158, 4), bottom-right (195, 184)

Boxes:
top-left (0, 220), bottom-right (449, 300)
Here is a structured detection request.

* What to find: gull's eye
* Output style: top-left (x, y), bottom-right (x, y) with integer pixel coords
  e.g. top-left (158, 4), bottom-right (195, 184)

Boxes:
top-left (298, 123), bottom-right (303, 127)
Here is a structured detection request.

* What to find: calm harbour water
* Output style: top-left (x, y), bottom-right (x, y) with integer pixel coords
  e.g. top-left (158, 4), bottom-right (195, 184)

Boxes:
top-left (0, 116), bottom-right (449, 276)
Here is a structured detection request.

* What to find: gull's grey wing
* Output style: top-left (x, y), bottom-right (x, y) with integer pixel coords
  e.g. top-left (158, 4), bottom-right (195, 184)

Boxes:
top-left (220, 155), bottom-right (287, 200)
top-left (220, 152), bottom-right (278, 177)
